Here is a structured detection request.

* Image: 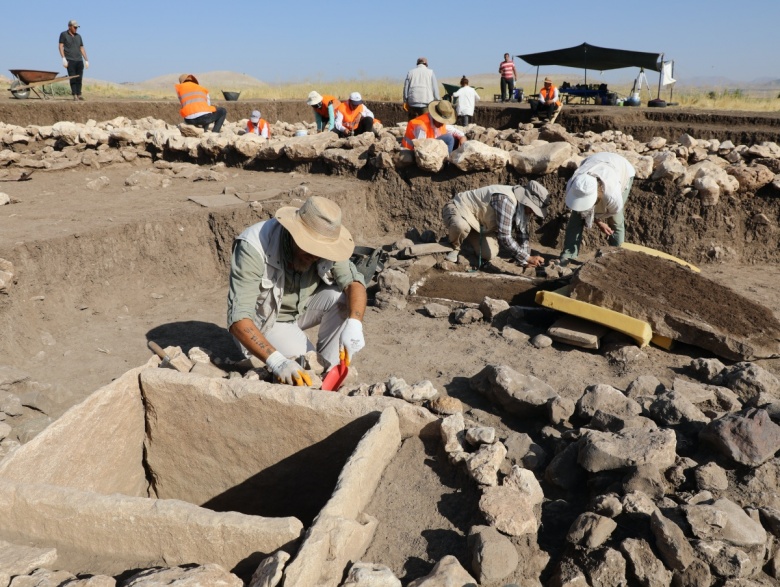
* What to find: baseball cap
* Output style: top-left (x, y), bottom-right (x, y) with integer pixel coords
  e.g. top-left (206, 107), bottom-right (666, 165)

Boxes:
top-left (349, 92), bottom-right (362, 104)
top-left (69, 20), bottom-right (80, 28)
top-left (565, 174), bottom-right (598, 211)
top-left (250, 110), bottom-right (261, 123)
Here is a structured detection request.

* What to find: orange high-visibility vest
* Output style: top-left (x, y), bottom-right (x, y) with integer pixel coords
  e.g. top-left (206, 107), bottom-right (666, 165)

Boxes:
top-left (337, 102), bottom-right (365, 130)
top-left (314, 95), bottom-right (341, 117)
top-left (247, 119), bottom-right (270, 137)
top-left (540, 85), bottom-right (561, 107)
top-left (175, 82), bottom-right (216, 118)
top-left (402, 114), bottom-right (445, 149)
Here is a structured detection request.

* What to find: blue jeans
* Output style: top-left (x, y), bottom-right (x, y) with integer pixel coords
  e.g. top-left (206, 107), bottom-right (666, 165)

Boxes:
top-left (438, 133), bottom-right (456, 153)
top-left (560, 177), bottom-right (634, 262)
top-left (66, 59), bottom-right (84, 96)
top-left (500, 77), bottom-right (515, 101)
top-left (185, 107), bottom-right (227, 132)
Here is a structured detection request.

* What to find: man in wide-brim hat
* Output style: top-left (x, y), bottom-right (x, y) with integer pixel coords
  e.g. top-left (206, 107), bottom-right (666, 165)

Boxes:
top-left (402, 99), bottom-right (466, 154)
top-left (227, 196), bottom-right (367, 386)
top-left (442, 180), bottom-right (551, 266)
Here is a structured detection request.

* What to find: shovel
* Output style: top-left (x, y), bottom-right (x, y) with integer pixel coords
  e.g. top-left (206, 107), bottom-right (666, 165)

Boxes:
top-left (321, 347), bottom-right (349, 392)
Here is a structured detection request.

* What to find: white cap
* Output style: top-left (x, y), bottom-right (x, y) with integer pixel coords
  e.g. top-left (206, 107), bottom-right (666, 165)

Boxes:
top-left (306, 91), bottom-right (323, 106)
top-left (565, 174), bottom-right (598, 211)
top-left (349, 92), bottom-right (362, 103)
top-left (250, 110), bottom-right (261, 123)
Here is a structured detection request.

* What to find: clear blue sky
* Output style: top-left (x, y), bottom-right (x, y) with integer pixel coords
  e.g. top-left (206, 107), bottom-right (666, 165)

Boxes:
top-left (2, 1), bottom-right (778, 86)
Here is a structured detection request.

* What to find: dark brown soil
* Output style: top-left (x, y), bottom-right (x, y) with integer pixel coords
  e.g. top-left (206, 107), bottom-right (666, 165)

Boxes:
top-left (570, 250), bottom-right (780, 362)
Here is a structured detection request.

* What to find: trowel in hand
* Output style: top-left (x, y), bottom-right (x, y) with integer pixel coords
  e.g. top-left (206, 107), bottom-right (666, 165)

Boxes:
top-left (321, 346), bottom-right (349, 391)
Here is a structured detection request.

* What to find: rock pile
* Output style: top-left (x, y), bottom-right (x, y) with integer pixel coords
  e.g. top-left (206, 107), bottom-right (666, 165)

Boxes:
top-left (2, 119), bottom-right (780, 200)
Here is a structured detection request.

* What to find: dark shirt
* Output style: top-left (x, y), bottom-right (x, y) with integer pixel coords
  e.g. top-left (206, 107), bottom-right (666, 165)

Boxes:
top-left (59, 31), bottom-right (84, 61)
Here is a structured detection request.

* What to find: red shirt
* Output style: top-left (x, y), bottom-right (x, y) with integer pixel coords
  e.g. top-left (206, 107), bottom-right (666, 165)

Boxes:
top-left (499, 60), bottom-right (516, 80)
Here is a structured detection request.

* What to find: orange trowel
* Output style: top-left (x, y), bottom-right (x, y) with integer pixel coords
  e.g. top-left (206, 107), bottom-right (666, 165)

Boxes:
top-left (321, 347), bottom-right (349, 391)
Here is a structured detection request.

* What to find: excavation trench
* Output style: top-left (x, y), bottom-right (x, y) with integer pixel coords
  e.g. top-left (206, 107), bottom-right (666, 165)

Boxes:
top-left (1, 135), bottom-right (780, 583)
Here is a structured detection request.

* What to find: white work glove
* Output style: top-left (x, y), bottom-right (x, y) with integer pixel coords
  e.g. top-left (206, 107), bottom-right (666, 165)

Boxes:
top-left (85, 60), bottom-right (89, 69)
top-left (62, 57), bottom-right (68, 68)
top-left (265, 351), bottom-right (312, 387)
top-left (340, 318), bottom-right (365, 365)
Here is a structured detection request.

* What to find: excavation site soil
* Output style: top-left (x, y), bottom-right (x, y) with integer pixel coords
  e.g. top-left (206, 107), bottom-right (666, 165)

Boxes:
top-left (1, 99), bottom-right (780, 586)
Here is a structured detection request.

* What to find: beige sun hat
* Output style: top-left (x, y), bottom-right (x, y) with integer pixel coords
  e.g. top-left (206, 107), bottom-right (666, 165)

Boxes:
top-left (544, 76), bottom-right (553, 84)
top-left (428, 100), bottom-right (456, 125)
top-left (178, 73), bottom-right (198, 84)
top-left (565, 174), bottom-right (598, 211)
top-left (275, 196), bottom-right (355, 261)
top-left (307, 90), bottom-right (323, 106)
top-left (514, 180), bottom-right (550, 219)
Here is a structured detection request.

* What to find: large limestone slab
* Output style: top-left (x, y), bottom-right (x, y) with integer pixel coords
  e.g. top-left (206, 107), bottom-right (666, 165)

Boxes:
top-left (570, 248), bottom-right (780, 361)
top-left (0, 367), bottom-right (147, 497)
top-left (450, 140), bottom-right (510, 172)
top-left (282, 409), bottom-right (400, 587)
top-left (509, 141), bottom-right (576, 175)
top-left (0, 477), bottom-right (302, 574)
top-left (140, 369), bottom-right (433, 511)
top-left (283, 133), bottom-right (339, 161)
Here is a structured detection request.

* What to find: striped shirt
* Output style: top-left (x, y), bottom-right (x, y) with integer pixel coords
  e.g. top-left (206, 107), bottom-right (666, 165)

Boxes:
top-left (490, 193), bottom-right (530, 264)
top-left (499, 60), bottom-right (516, 80)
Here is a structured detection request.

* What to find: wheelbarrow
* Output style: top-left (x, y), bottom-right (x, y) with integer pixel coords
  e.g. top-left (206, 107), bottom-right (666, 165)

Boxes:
top-left (8, 69), bottom-right (80, 100)
top-left (441, 82), bottom-right (484, 102)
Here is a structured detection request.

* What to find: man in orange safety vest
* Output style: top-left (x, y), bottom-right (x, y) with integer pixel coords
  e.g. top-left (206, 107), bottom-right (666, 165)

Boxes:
top-left (175, 74), bottom-right (227, 133)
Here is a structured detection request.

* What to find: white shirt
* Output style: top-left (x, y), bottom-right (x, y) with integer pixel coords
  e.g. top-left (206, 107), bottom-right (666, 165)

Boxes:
top-left (452, 86), bottom-right (481, 116)
top-left (571, 153), bottom-right (636, 218)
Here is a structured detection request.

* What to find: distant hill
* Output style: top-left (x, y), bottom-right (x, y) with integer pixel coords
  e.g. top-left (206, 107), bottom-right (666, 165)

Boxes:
top-left (127, 71), bottom-right (267, 90)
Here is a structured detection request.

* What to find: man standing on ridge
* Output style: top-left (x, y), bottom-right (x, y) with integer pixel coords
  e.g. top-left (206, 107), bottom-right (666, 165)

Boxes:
top-left (175, 74), bottom-right (227, 133)
top-left (58, 19), bottom-right (89, 101)
top-left (498, 53), bottom-right (517, 102)
top-left (403, 57), bottom-right (440, 120)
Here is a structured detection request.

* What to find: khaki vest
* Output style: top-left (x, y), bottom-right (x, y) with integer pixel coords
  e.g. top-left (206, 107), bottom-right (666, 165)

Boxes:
top-left (452, 185), bottom-right (518, 233)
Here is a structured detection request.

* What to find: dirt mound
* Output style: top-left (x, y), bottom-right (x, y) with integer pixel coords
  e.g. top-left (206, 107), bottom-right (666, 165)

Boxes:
top-left (570, 249), bottom-right (780, 360)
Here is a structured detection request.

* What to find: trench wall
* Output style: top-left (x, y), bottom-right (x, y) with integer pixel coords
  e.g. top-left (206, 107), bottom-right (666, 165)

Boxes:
top-left (3, 100), bottom-right (780, 144)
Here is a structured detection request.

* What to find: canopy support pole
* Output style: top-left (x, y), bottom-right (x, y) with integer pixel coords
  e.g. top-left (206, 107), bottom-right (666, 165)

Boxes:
top-left (533, 66), bottom-right (539, 94)
top-left (656, 53), bottom-right (664, 99)
top-left (669, 61), bottom-right (675, 101)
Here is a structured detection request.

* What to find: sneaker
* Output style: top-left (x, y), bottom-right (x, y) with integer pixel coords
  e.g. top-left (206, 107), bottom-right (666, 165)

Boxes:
top-left (73, 95), bottom-right (78, 101)
top-left (445, 249), bottom-right (460, 263)
top-left (77, 95), bottom-right (85, 101)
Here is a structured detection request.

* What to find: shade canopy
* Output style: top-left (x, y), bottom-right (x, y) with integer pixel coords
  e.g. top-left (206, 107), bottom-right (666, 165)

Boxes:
top-left (518, 43), bottom-right (663, 73)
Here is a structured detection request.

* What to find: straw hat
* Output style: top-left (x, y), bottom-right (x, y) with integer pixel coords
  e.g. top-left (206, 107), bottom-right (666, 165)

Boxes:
top-left (275, 196), bottom-right (355, 261)
top-left (306, 91), bottom-right (323, 106)
top-left (428, 100), bottom-right (456, 125)
top-left (565, 174), bottom-right (598, 211)
top-left (178, 74), bottom-right (198, 84)
top-left (543, 77), bottom-right (553, 84)
top-left (514, 181), bottom-right (550, 219)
